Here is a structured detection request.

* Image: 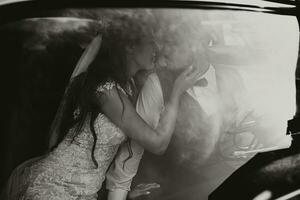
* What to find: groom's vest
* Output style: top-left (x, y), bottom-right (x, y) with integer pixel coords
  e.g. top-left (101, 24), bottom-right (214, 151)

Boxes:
top-left (155, 66), bottom-right (247, 166)
top-left (133, 66), bottom-right (252, 200)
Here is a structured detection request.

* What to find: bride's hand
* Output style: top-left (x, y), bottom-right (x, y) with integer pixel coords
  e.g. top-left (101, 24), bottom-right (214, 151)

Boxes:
top-left (172, 65), bottom-right (201, 97)
top-left (128, 183), bottom-right (160, 199)
top-left (252, 190), bottom-right (272, 200)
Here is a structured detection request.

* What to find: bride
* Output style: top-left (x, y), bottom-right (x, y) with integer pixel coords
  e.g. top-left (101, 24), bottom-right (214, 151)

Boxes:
top-left (12, 16), bottom-right (201, 200)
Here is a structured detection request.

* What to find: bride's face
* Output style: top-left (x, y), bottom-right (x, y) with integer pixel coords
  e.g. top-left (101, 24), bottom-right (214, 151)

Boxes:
top-left (132, 39), bottom-right (156, 71)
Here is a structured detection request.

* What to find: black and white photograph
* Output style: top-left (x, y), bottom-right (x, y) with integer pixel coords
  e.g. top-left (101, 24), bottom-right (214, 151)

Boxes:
top-left (0, 1), bottom-right (300, 199)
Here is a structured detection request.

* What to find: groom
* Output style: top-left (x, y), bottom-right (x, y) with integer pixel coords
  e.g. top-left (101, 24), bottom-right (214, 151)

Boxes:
top-left (104, 22), bottom-right (257, 200)
top-left (131, 42), bottom-right (255, 200)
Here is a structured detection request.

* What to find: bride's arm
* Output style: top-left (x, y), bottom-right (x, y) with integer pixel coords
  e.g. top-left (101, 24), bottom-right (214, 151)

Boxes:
top-left (95, 66), bottom-right (199, 155)
top-left (96, 84), bottom-right (176, 155)
top-left (106, 73), bottom-right (164, 200)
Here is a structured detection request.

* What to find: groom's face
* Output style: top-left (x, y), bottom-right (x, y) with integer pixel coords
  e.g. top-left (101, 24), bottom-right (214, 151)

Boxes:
top-left (160, 40), bottom-right (209, 75)
top-left (163, 41), bottom-right (193, 71)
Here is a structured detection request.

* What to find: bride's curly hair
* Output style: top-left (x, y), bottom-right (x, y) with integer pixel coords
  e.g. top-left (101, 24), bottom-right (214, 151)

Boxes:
top-left (54, 13), bottom-right (156, 168)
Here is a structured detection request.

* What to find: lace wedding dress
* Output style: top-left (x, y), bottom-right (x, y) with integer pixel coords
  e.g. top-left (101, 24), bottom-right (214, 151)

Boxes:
top-left (19, 81), bottom-right (131, 200)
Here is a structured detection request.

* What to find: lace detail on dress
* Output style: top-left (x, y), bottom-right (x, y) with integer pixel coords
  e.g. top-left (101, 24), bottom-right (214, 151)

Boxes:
top-left (21, 111), bottom-right (127, 200)
top-left (96, 80), bottom-right (132, 97)
top-left (72, 80), bottom-right (133, 121)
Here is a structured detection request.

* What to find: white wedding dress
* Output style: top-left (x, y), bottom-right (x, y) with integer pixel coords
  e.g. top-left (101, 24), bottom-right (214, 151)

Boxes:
top-left (19, 81), bottom-right (131, 200)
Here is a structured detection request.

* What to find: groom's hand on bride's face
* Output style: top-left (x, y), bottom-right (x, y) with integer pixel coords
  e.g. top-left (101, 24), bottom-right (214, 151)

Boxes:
top-left (128, 183), bottom-right (160, 199)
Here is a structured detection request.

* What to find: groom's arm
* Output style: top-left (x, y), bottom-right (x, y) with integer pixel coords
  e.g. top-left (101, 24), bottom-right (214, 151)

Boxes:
top-left (106, 73), bottom-right (164, 200)
top-left (106, 141), bottom-right (144, 200)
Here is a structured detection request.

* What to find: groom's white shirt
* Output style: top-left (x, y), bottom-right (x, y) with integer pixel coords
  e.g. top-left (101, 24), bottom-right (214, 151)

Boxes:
top-left (187, 65), bottom-right (219, 116)
top-left (105, 65), bottom-right (220, 192)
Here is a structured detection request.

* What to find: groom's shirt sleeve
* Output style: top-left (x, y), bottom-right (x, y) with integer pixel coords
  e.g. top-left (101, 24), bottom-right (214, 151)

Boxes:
top-left (105, 73), bottom-right (164, 191)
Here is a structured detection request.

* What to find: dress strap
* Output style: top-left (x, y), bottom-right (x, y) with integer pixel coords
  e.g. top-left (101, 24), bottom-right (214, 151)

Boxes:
top-left (73, 81), bottom-right (130, 120)
top-left (96, 80), bottom-right (128, 97)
